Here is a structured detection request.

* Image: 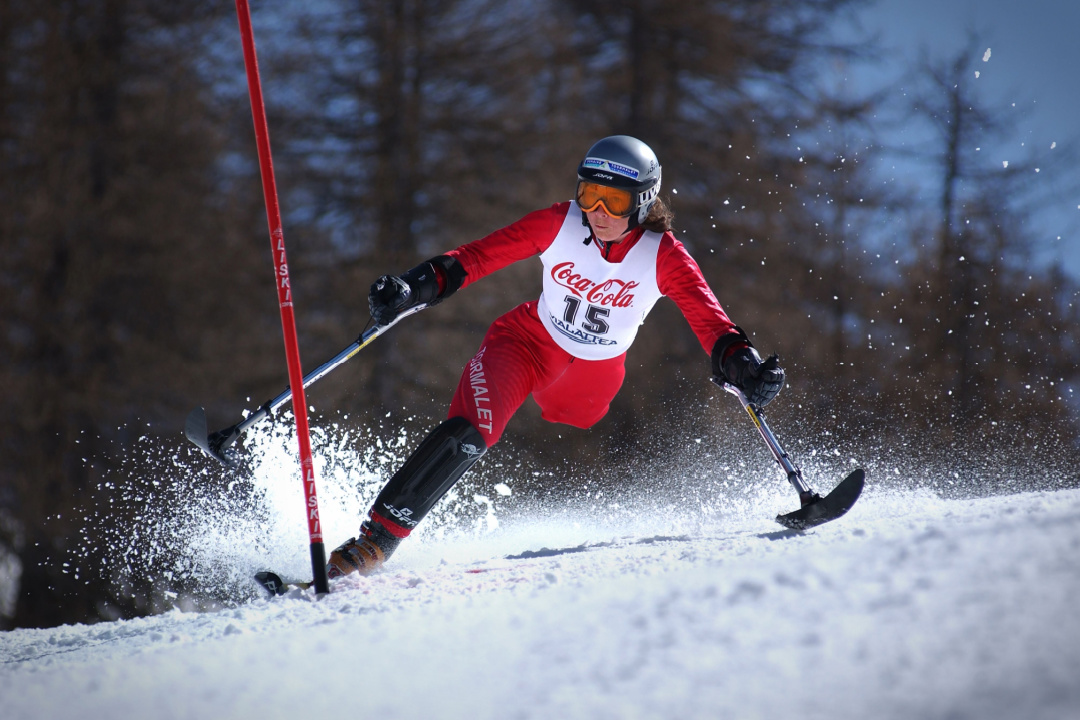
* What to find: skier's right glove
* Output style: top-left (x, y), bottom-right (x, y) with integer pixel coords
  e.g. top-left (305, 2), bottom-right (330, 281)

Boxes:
top-left (369, 273), bottom-right (423, 326)
top-left (368, 255), bottom-right (468, 325)
top-left (720, 346), bottom-right (785, 407)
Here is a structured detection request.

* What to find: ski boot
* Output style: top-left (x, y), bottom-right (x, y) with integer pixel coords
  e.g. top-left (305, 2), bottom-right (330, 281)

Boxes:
top-left (326, 516), bottom-right (404, 579)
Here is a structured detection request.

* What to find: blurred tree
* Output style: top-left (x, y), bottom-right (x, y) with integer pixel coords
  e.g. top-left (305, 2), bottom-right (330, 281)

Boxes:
top-left (875, 41), bottom-right (1080, 450)
top-left (775, 81), bottom-right (895, 434)
top-left (0, 0), bottom-right (274, 628)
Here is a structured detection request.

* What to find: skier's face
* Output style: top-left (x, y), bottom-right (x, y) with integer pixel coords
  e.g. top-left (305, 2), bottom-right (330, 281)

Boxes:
top-left (586, 208), bottom-right (631, 243)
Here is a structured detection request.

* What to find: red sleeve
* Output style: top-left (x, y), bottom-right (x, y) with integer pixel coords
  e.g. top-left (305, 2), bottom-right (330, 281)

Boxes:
top-left (445, 203), bottom-right (570, 289)
top-left (656, 233), bottom-right (740, 355)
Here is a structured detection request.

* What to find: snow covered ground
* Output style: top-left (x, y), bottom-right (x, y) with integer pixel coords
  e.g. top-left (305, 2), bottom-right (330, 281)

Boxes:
top-left (3, 459), bottom-right (1079, 720)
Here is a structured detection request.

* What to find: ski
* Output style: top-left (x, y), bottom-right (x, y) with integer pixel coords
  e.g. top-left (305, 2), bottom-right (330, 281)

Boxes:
top-left (775, 468), bottom-right (864, 530)
top-left (254, 571), bottom-right (313, 596)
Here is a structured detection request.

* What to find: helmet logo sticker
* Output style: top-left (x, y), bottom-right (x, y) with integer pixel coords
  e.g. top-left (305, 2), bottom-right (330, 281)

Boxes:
top-left (583, 157), bottom-right (639, 180)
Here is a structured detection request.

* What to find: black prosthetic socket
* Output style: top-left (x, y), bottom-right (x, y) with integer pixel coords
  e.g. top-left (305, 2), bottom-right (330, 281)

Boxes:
top-left (370, 416), bottom-right (487, 535)
top-left (327, 418), bottom-right (485, 578)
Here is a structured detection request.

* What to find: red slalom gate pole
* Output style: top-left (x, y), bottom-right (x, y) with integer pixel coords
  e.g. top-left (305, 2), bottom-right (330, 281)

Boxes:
top-left (234, 0), bottom-right (329, 595)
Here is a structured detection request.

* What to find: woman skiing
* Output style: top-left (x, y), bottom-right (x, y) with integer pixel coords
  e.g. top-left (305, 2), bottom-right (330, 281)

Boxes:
top-left (327, 135), bottom-right (785, 578)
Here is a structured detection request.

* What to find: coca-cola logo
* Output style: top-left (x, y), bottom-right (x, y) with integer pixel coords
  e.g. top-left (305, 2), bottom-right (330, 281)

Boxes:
top-left (551, 262), bottom-right (637, 307)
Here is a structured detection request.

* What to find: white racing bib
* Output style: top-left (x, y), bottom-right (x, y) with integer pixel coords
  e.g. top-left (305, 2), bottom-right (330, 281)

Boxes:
top-left (538, 203), bottom-right (663, 360)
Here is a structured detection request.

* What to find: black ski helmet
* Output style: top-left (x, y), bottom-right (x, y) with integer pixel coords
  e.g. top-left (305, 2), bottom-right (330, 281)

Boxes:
top-left (577, 135), bottom-right (662, 227)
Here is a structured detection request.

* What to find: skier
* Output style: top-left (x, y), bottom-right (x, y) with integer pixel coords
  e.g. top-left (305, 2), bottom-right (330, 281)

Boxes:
top-left (327, 135), bottom-right (785, 578)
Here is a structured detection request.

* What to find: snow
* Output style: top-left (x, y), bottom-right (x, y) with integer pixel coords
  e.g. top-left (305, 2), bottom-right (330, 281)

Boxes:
top-left (3, 473), bottom-right (1080, 719)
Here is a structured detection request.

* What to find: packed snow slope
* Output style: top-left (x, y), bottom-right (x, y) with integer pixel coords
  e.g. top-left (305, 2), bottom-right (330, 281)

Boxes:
top-left (3, 477), bottom-right (1079, 719)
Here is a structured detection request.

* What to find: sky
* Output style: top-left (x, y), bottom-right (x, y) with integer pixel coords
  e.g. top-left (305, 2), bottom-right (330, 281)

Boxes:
top-left (837, 0), bottom-right (1080, 275)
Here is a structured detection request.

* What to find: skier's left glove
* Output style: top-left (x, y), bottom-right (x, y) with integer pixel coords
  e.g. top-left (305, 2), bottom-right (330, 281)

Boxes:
top-left (712, 330), bottom-right (785, 406)
top-left (721, 347), bottom-right (785, 406)
top-left (368, 255), bottom-right (466, 326)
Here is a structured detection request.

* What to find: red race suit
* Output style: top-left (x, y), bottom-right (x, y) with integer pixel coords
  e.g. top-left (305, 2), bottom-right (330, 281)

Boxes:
top-left (444, 201), bottom-right (740, 446)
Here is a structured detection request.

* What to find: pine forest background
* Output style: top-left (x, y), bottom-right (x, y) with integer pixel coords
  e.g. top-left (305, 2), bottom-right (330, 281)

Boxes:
top-left (2, 0), bottom-right (1078, 629)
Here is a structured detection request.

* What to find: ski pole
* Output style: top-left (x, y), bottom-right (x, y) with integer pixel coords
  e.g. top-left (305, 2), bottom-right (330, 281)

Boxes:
top-left (185, 304), bottom-right (426, 467)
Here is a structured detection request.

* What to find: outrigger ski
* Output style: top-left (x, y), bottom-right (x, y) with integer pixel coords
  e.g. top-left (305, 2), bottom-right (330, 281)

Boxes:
top-left (715, 379), bottom-right (865, 532)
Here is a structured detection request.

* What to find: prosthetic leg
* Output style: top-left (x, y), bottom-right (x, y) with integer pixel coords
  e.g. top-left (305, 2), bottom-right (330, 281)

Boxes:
top-left (327, 416), bottom-right (487, 578)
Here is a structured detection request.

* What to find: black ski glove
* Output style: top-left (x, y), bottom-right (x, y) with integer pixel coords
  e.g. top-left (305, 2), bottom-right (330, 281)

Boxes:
top-left (369, 262), bottom-right (441, 326)
top-left (721, 347), bottom-right (785, 407)
top-left (369, 255), bottom-right (467, 325)
top-left (369, 275), bottom-right (414, 326)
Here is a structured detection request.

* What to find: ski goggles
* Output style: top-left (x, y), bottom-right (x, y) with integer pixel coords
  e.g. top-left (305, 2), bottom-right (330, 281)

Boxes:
top-left (576, 180), bottom-right (636, 218)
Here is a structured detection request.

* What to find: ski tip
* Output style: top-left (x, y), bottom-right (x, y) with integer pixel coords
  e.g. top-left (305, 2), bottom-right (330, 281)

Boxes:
top-left (842, 468), bottom-right (866, 503)
top-left (254, 571), bottom-right (289, 597)
top-left (185, 407), bottom-right (242, 468)
top-left (254, 571), bottom-right (315, 597)
top-left (184, 407), bottom-right (209, 449)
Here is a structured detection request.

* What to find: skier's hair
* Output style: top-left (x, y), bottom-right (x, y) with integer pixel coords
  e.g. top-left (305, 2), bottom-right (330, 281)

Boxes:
top-left (641, 196), bottom-right (674, 233)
